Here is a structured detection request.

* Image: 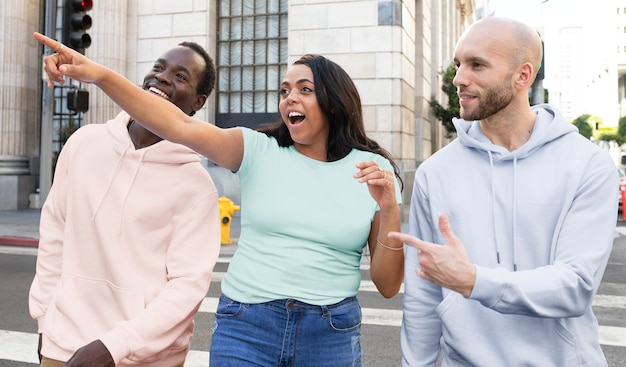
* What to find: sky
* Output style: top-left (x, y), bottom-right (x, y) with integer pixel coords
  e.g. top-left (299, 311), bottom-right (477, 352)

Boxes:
top-left (488, 0), bottom-right (545, 27)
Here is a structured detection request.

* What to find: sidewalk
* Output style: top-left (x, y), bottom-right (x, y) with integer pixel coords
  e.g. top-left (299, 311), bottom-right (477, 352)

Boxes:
top-left (0, 209), bottom-right (241, 257)
top-left (0, 209), bottom-right (41, 247)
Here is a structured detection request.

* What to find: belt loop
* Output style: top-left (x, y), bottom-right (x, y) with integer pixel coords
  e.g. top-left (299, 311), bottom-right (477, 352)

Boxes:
top-left (321, 304), bottom-right (330, 318)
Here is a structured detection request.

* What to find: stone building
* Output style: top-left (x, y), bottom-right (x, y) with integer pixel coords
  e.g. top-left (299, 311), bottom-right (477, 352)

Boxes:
top-left (0, 0), bottom-right (475, 214)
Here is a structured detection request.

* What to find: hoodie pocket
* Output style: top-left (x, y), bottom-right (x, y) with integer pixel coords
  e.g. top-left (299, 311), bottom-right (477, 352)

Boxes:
top-left (44, 274), bottom-right (145, 350)
top-left (435, 292), bottom-right (580, 365)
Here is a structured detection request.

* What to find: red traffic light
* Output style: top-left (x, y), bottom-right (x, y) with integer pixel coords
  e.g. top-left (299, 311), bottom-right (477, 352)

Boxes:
top-left (63, 0), bottom-right (93, 53)
top-left (70, 0), bottom-right (93, 11)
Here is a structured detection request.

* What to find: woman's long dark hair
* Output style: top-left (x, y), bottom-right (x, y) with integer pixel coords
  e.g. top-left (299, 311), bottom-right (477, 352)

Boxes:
top-left (258, 54), bottom-right (403, 191)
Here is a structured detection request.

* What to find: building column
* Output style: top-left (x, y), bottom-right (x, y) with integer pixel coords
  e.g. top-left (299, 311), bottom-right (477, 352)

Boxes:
top-left (0, 0), bottom-right (41, 209)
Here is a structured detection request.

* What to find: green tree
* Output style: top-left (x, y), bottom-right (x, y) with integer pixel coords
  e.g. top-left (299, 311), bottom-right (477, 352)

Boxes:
top-left (429, 63), bottom-right (459, 138)
top-left (597, 132), bottom-right (625, 145)
top-left (571, 114), bottom-right (593, 139)
top-left (574, 114), bottom-right (625, 144)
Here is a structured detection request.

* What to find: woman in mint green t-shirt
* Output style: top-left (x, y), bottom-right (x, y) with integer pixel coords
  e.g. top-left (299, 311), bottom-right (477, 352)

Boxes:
top-left (35, 32), bottom-right (404, 366)
top-left (211, 55), bottom-right (404, 367)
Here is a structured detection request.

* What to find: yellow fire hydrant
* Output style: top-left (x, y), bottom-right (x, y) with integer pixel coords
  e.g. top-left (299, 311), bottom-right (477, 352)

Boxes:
top-left (218, 196), bottom-right (240, 245)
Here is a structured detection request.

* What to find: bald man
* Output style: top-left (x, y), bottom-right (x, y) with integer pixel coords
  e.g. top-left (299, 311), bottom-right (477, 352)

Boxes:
top-left (391, 17), bottom-right (617, 366)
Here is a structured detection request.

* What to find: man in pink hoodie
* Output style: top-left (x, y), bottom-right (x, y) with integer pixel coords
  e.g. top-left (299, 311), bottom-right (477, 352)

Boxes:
top-left (29, 42), bottom-right (221, 367)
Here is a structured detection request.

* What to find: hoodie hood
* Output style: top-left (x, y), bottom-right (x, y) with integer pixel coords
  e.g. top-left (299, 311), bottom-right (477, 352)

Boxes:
top-left (93, 111), bottom-right (201, 223)
top-left (109, 111), bottom-right (200, 164)
top-left (452, 104), bottom-right (577, 160)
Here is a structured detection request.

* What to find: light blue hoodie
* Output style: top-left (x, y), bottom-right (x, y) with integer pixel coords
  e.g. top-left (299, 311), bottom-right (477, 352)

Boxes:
top-left (402, 104), bottom-right (618, 366)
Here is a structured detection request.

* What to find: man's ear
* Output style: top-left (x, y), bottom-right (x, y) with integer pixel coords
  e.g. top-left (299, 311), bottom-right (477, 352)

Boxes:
top-left (193, 94), bottom-right (208, 111)
top-left (516, 62), bottom-right (535, 89)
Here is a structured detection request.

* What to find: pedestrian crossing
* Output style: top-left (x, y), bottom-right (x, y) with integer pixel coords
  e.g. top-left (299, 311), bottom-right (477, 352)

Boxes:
top-left (2, 251), bottom-right (626, 366)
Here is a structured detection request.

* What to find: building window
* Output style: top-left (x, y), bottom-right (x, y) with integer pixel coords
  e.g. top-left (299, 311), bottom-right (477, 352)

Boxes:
top-left (216, 0), bottom-right (288, 128)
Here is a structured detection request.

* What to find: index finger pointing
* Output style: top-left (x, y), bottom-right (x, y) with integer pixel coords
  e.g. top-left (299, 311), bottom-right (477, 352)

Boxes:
top-left (33, 32), bottom-right (60, 51)
top-left (388, 231), bottom-right (432, 252)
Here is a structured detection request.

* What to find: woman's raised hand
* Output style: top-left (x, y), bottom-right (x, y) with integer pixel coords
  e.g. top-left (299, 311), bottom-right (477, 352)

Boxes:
top-left (33, 32), bottom-right (104, 88)
top-left (354, 161), bottom-right (397, 209)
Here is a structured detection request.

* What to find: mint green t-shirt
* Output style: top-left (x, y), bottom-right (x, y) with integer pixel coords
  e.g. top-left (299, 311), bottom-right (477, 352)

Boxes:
top-left (221, 127), bottom-right (402, 305)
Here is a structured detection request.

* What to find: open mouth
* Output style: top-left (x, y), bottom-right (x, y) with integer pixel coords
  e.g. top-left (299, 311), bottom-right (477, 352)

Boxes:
top-left (288, 111), bottom-right (305, 124)
top-left (148, 86), bottom-right (170, 100)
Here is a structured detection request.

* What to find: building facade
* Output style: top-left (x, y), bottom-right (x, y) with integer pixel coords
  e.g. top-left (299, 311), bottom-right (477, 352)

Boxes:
top-left (1, 0), bottom-right (475, 214)
top-left (0, 1), bottom-right (41, 209)
top-left (541, 0), bottom-right (617, 126)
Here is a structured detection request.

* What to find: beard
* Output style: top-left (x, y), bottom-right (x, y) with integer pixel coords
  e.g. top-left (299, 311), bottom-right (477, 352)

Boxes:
top-left (460, 78), bottom-right (515, 121)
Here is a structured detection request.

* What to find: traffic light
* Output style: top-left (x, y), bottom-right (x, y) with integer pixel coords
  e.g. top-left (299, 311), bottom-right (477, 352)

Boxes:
top-left (62, 0), bottom-right (93, 54)
top-left (67, 88), bottom-right (89, 113)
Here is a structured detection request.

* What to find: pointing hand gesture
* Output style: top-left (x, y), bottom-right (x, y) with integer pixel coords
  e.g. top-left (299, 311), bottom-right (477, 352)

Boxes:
top-left (389, 214), bottom-right (476, 297)
top-left (33, 32), bottom-right (104, 88)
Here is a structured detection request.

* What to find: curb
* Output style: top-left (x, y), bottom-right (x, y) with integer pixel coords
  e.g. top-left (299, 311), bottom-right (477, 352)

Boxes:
top-left (0, 236), bottom-right (39, 248)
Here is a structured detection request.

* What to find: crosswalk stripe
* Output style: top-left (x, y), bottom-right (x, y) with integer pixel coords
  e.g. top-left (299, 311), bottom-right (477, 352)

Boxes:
top-left (0, 330), bottom-right (38, 364)
top-left (359, 279), bottom-right (404, 294)
top-left (593, 294), bottom-right (626, 309)
top-left (199, 296), bottom-right (219, 313)
top-left (185, 350), bottom-right (209, 367)
top-left (362, 308), bottom-right (402, 327)
top-left (599, 325), bottom-right (626, 347)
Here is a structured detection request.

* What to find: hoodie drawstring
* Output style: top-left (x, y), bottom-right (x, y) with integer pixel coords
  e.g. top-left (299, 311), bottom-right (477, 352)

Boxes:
top-left (488, 150), bottom-right (519, 271)
top-left (92, 145), bottom-right (146, 235)
top-left (488, 151), bottom-right (502, 265)
top-left (93, 145), bottom-right (131, 220)
top-left (512, 158), bottom-right (518, 272)
top-left (118, 150), bottom-right (146, 233)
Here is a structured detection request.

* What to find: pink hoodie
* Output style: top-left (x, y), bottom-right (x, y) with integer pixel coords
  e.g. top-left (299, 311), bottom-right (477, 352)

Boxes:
top-left (29, 111), bottom-right (221, 366)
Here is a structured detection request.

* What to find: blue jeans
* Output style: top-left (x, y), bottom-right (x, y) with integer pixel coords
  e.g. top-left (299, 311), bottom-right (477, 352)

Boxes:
top-left (209, 295), bottom-right (363, 367)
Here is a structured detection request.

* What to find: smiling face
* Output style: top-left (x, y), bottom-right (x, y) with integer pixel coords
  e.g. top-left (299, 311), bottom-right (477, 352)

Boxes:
top-left (278, 64), bottom-right (330, 159)
top-left (142, 46), bottom-right (207, 116)
top-left (452, 21), bottom-right (518, 121)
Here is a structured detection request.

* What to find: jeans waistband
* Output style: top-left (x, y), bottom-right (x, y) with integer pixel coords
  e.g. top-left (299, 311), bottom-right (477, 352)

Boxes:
top-left (222, 294), bottom-right (358, 313)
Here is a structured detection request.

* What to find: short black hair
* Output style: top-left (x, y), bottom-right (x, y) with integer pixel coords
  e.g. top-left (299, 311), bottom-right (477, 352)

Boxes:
top-left (178, 41), bottom-right (216, 97)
